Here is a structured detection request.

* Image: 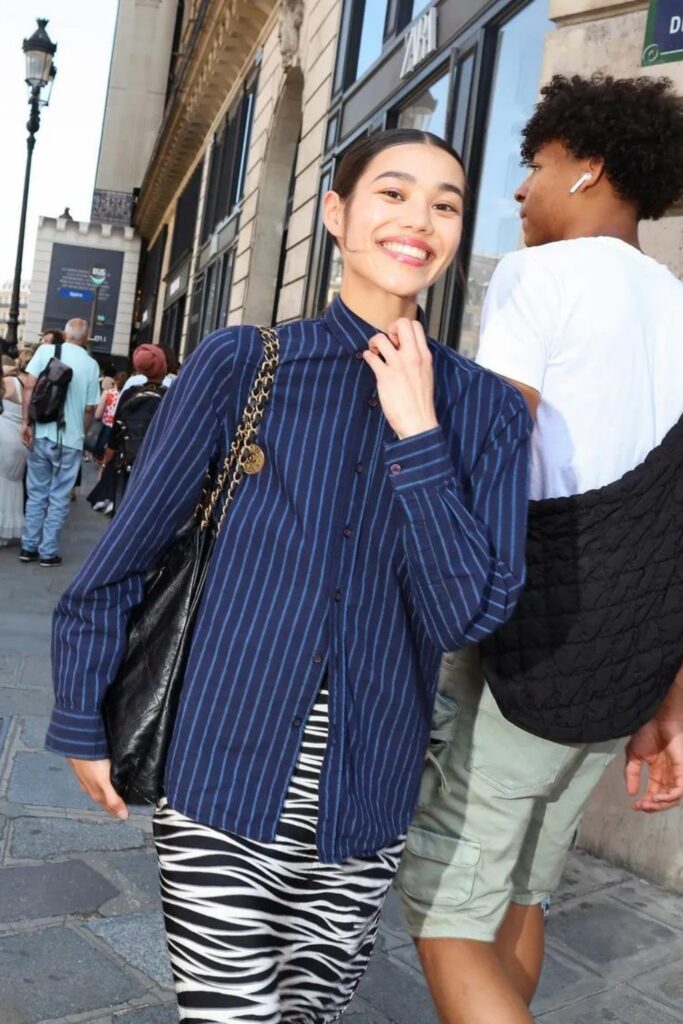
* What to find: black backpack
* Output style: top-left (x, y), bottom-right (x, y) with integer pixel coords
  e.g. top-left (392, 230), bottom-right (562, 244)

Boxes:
top-left (29, 342), bottom-right (73, 427)
top-left (117, 384), bottom-right (167, 468)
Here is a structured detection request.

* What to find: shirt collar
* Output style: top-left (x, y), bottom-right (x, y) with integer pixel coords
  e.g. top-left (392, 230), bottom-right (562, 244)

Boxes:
top-left (323, 295), bottom-right (428, 356)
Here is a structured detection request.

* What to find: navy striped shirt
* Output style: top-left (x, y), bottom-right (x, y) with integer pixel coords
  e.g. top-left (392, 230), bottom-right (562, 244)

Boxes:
top-left (47, 297), bottom-right (530, 862)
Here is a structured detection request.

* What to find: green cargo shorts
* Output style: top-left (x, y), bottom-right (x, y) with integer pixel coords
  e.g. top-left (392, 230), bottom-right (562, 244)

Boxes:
top-left (397, 647), bottom-right (623, 942)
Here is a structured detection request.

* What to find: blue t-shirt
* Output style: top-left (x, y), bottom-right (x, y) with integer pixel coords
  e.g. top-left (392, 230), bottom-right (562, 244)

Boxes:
top-left (27, 342), bottom-right (101, 451)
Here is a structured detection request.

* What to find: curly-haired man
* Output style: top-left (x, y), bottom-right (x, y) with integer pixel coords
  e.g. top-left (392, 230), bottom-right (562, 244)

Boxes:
top-left (397, 74), bottom-right (683, 1024)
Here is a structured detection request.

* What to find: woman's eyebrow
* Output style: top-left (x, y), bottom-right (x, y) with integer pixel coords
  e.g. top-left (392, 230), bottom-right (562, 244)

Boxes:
top-left (371, 170), bottom-right (463, 198)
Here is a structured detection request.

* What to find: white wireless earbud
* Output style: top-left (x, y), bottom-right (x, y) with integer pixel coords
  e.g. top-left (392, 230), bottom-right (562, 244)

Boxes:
top-left (569, 171), bottom-right (593, 194)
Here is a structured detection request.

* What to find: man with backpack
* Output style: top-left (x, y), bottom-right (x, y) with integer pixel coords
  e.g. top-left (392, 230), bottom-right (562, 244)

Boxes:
top-left (20, 318), bottom-right (100, 567)
top-left (102, 344), bottom-right (168, 514)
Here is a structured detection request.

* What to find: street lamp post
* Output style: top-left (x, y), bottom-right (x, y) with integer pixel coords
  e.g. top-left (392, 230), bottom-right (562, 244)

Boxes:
top-left (4, 19), bottom-right (57, 357)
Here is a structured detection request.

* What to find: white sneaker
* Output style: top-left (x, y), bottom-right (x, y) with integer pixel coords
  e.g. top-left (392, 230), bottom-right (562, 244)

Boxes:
top-left (103, 501), bottom-right (114, 516)
top-left (92, 501), bottom-right (107, 512)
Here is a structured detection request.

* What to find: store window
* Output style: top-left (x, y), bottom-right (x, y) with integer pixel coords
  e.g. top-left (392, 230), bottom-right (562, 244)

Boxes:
top-left (356, 0), bottom-right (387, 81)
top-left (134, 225), bottom-right (167, 346)
top-left (397, 70), bottom-right (449, 138)
top-left (459, 0), bottom-right (552, 358)
top-left (199, 250), bottom-right (234, 337)
top-left (202, 71), bottom-right (258, 242)
top-left (169, 162), bottom-right (202, 270)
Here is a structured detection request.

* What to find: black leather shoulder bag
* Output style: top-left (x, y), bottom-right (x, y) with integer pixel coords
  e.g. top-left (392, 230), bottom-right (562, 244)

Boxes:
top-left (102, 326), bottom-right (280, 803)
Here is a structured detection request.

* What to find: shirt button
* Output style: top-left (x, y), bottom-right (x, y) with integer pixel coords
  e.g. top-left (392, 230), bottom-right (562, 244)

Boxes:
top-left (343, 526), bottom-right (353, 537)
top-left (355, 351), bottom-right (364, 361)
top-left (390, 463), bottom-right (402, 475)
top-left (368, 397), bottom-right (379, 408)
top-left (312, 652), bottom-right (323, 664)
top-left (292, 716), bottom-right (302, 728)
top-left (334, 590), bottom-right (343, 602)
top-left (355, 463), bottom-right (364, 474)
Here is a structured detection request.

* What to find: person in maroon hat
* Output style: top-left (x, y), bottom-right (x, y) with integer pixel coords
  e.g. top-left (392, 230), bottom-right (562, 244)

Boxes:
top-left (98, 345), bottom-right (169, 515)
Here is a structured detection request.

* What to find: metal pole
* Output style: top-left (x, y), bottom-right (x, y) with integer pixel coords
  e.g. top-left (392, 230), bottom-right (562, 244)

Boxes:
top-left (89, 285), bottom-right (101, 344)
top-left (5, 86), bottom-right (41, 357)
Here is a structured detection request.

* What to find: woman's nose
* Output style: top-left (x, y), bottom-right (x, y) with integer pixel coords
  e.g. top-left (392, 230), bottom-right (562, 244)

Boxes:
top-left (399, 198), bottom-right (432, 231)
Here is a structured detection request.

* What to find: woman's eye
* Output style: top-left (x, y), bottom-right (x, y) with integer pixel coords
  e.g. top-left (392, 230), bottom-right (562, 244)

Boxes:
top-left (435, 203), bottom-right (459, 214)
top-left (381, 189), bottom-right (403, 200)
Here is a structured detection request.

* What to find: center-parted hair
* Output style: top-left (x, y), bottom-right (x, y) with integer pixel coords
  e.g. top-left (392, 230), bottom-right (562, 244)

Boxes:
top-left (521, 73), bottom-right (683, 220)
top-left (332, 128), bottom-right (465, 198)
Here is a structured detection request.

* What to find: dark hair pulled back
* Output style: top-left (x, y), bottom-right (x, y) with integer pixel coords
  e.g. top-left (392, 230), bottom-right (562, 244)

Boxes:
top-left (332, 128), bottom-right (465, 198)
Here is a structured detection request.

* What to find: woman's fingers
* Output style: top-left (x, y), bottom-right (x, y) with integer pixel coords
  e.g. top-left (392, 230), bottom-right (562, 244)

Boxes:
top-left (368, 333), bottom-right (398, 364)
top-left (68, 757), bottom-right (129, 820)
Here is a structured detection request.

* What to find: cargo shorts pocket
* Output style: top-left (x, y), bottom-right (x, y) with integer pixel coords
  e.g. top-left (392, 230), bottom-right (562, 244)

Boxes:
top-left (429, 691), bottom-right (459, 755)
top-left (398, 826), bottom-right (481, 908)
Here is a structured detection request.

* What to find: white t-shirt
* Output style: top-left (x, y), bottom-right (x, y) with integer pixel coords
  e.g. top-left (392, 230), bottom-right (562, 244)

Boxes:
top-left (477, 237), bottom-right (683, 500)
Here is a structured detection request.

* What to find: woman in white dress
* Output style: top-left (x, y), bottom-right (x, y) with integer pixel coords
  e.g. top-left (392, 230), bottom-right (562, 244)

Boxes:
top-left (0, 370), bottom-right (28, 546)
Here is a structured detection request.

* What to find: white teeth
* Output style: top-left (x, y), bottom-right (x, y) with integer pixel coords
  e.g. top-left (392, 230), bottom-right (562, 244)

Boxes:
top-left (381, 242), bottom-right (429, 261)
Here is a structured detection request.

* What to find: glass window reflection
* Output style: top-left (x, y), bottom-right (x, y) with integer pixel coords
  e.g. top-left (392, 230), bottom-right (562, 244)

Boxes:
top-left (460, 0), bottom-right (552, 358)
top-left (397, 71), bottom-right (449, 139)
top-left (356, 0), bottom-right (390, 80)
top-left (410, 0), bottom-right (430, 20)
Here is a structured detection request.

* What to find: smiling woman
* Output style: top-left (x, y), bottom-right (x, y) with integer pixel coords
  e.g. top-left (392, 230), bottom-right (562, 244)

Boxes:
top-left (322, 129), bottom-right (466, 330)
top-left (47, 126), bottom-right (531, 1023)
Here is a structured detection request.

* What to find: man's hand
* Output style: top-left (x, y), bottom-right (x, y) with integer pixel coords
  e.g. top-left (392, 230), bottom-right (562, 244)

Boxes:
top-left (625, 673), bottom-right (683, 813)
top-left (22, 423), bottom-right (34, 448)
top-left (68, 758), bottom-right (128, 820)
top-left (363, 319), bottom-right (439, 441)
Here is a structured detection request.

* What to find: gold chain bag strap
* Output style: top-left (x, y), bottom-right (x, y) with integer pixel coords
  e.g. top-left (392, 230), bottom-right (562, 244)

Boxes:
top-left (200, 325), bottom-right (280, 535)
top-left (104, 326), bottom-right (280, 805)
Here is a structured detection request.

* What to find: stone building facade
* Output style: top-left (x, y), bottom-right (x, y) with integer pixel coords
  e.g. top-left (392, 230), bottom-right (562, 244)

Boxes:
top-left (132, 0), bottom-right (343, 354)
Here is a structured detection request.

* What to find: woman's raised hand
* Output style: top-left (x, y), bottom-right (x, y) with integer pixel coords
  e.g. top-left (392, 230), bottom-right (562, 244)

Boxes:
top-left (363, 318), bottom-right (439, 440)
top-left (68, 757), bottom-right (129, 820)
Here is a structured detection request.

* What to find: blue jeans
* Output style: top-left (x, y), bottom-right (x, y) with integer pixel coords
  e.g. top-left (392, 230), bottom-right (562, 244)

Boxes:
top-left (22, 438), bottom-right (82, 558)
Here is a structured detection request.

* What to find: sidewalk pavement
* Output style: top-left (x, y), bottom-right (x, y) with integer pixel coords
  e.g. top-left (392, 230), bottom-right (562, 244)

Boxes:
top-left (1, 464), bottom-right (682, 1024)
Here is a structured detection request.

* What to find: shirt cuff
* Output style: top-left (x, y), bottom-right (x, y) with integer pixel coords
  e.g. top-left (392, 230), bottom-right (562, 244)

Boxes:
top-left (384, 427), bottom-right (455, 494)
top-left (45, 706), bottom-right (109, 760)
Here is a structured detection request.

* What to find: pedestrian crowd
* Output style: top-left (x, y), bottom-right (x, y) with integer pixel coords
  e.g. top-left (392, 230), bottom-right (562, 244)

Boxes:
top-left (2, 71), bottom-right (683, 1024)
top-left (0, 326), bottom-right (178, 561)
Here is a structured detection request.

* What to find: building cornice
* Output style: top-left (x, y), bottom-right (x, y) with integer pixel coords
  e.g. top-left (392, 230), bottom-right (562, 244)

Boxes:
top-left (135, 0), bottom-right (278, 240)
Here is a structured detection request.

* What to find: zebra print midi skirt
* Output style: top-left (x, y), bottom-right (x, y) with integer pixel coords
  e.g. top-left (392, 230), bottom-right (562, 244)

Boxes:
top-left (153, 686), bottom-right (406, 1023)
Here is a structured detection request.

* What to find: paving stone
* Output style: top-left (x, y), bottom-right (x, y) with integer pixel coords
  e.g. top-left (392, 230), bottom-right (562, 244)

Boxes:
top-left (10, 816), bottom-right (146, 859)
top-left (629, 958), bottom-right (683, 1009)
top-left (17, 654), bottom-right (52, 689)
top-left (546, 897), bottom-right (678, 965)
top-left (356, 952), bottom-right (437, 1024)
top-left (88, 911), bottom-right (174, 988)
top-left (19, 715), bottom-right (51, 749)
top-left (0, 925), bottom-right (144, 1022)
top-left (537, 988), bottom-right (680, 1022)
top-left (0, 859), bottom-right (119, 923)
top-left (113, 1004), bottom-right (178, 1024)
top-left (0, 654), bottom-right (20, 686)
top-left (610, 879), bottom-right (683, 932)
top-left (555, 850), bottom-right (631, 903)
top-left (104, 849), bottom-right (162, 902)
top-left (0, 685), bottom-right (54, 715)
top-left (8, 750), bottom-right (99, 810)
top-left (531, 950), bottom-right (603, 1015)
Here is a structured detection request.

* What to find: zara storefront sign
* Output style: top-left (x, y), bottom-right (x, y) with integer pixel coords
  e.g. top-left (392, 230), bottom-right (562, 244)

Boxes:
top-left (400, 5), bottom-right (438, 79)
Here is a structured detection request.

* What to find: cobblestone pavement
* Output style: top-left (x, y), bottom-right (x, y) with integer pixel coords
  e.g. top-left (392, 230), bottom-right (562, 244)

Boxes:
top-left (1, 466), bottom-right (682, 1023)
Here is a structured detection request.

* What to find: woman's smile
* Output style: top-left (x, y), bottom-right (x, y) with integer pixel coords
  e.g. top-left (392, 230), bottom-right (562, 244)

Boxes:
top-left (377, 236), bottom-right (435, 266)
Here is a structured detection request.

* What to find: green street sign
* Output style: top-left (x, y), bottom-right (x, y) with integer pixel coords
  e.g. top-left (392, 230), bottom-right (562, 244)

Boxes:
top-left (643, 0), bottom-right (683, 65)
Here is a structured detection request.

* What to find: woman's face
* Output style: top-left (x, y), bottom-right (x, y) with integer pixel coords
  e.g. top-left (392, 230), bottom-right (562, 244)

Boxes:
top-left (324, 143), bottom-right (465, 300)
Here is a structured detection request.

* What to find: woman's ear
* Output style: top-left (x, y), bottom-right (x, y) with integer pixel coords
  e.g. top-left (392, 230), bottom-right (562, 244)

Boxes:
top-left (322, 190), bottom-right (345, 246)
